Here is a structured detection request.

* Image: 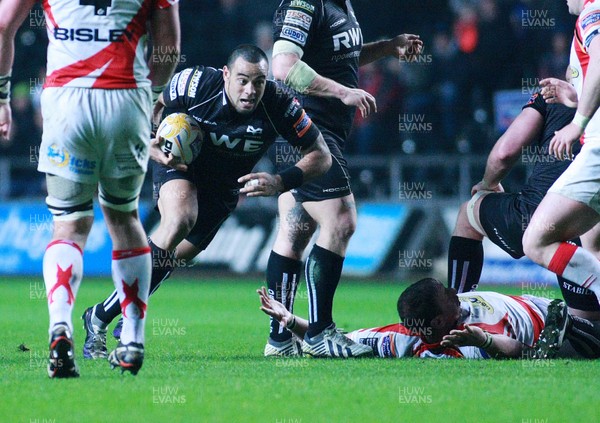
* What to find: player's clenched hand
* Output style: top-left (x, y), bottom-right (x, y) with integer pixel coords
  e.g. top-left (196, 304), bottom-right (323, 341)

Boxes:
top-left (341, 88), bottom-right (377, 118)
top-left (539, 78), bottom-right (578, 108)
top-left (238, 172), bottom-right (283, 197)
top-left (0, 103), bottom-right (12, 141)
top-left (389, 34), bottom-right (423, 61)
top-left (549, 122), bottom-right (582, 160)
top-left (149, 136), bottom-right (188, 171)
top-left (257, 286), bottom-right (293, 327)
top-left (471, 181), bottom-right (504, 196)
top-left (441, 324), bottom-right (487, 348)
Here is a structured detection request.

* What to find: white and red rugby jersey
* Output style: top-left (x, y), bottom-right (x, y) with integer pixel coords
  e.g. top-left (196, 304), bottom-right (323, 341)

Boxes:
top-left (347, 291), bottom-right (546, 359)
top-left (42, 0), bottom-right (177, 89)
top-left (571, 0), bottom-right (600, 142)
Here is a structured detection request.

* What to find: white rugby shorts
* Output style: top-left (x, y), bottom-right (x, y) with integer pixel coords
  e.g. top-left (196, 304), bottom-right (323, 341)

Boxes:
top-left (548, 140), bottom-right (600, 213)
top-left (38, 86), bottom-right (152, 183)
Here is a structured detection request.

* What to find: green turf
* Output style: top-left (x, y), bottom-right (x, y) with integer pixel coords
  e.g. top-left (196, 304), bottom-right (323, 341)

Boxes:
top-left (2, 276), bottom-right (599, 422)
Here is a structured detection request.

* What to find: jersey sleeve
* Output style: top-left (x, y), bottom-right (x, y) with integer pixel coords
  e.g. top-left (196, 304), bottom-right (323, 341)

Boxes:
top-left (579, 4), bottom-right (600, 50)
top-left (273, 0), bottom-right (320, 51)
top-left (522, 92), bottom-right (546, 115)
top-left (162, 66), bottom-right (205, 111)
top-left (156, 0), bottom-right (179, 9)
top-left (346, 324), bottom-right (419, 358)
top-left (272, 90), bottom-right (321, 148)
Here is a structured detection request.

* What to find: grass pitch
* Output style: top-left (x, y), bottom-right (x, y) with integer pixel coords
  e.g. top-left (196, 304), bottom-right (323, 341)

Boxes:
top-left (1, 275), bottom-right (599, 422)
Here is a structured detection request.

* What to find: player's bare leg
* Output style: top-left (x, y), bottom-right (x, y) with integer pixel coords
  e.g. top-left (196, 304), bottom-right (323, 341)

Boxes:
top-left (523, 193), bottom-right (600, 300)
top-left (89, 178), bottom-right (197, 342)
top-left (448, 196), bottom-right (487, 292)
top-left (265, 192), bottom-right (316, 356)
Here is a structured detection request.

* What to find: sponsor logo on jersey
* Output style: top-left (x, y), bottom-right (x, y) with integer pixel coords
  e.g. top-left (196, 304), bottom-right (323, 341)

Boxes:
top-left (581, 11), bottom-right (600, 30)
top-left (246, 126), bottom-right (263, 136)
top-left (330, 18), bottom-right (346, 28)
top-left (177, 68), bottom-right (192, 97)
top-left (281, 25), bottom-right (308, 45)
top-left (570, 66), bottom-right (580, 79)
top-left (461, 295), bottom-right (494, 314)
top-left (289, 0), bottom-right (315, 13)
top-left (209, 133), bottom-right (264, 153)
top-left (169, 73), bottom-right (180, 101)
top-left (333, 28), bottom-right (362, 51)
top-left (284, 10), bottom-right (313, 30)
top-left (53, 28), bottom-right (133, 42)
top-left (293, 110), bottom-right (312, 137)
top-left (187, 70), bottom-right (202, 98)
top-left (284, 99), bottom-right (301, 117)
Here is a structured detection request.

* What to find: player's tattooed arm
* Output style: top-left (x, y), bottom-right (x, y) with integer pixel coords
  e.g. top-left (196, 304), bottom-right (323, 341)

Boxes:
top-left (359, 34), bottom-right (423, 67)
top-left (257, 286), bottom-right (308, 338)
top-left (474, 107), bottom-right (544, 195)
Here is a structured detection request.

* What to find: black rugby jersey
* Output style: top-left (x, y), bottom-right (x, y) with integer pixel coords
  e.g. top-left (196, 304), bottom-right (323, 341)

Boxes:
top-left (519, 92), bottom-right (579, 206)
top-left (162, 66), bottom-right (320, 189)
top-left (273, 0), bottom-right (362, 142)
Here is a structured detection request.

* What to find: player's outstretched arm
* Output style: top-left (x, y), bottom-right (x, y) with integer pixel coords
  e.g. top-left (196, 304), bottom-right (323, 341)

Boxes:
top-left (272, 50), bottom-right (377, 117)
top-left (239, 133), bottom-right (331, 197)
top-left (359, 34), bottom-right (423, 67)
top-left (257, 287), bottom-right (308, 339)
top-left (148, 3), bottom-right (180, 104)
top-left (441, 325), bottom-right (527, 358)
top-left (473, 107), bottom-right (544, 195)
top-left (0, 0), bottom-right (37, 139)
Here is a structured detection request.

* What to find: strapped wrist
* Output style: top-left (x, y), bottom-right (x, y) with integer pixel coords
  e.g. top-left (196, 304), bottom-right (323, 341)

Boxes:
top-left (479, 331), bottom-right (493, 349)
top-left (573, 111), bottom-right (590, 129)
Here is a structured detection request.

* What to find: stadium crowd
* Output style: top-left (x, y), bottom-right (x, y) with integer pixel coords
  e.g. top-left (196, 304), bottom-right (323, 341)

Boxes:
top-left (0, 0), bottom-right (574, 198)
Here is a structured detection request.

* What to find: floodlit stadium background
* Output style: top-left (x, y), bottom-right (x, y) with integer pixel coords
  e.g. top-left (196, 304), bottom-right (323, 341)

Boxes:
top-left (0, 0), bottom-right (575, 286)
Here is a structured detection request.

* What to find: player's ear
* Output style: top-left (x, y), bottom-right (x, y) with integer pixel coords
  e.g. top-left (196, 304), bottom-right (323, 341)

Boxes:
top-left (223, 65), bottom-right (230, 81)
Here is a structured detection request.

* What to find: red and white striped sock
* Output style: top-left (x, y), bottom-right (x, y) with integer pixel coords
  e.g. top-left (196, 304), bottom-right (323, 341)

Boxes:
top-left (43, 240), bottom-right (83, 334)
top-left (112, 247), bottom-right (151, 345)
top-left (548, 243), bottom-right (600, 301)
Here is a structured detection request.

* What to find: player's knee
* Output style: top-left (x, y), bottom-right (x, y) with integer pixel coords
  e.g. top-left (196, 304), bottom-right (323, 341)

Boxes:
top-left (331, 214), bottom-right (356, 244)
top-left (522, 228), bottom-right (543, 264)
top-left (162, 212), bottom-right (197, 240)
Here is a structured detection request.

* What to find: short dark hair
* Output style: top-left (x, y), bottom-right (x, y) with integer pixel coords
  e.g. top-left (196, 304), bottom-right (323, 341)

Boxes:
top-left (397, 278), bottom-right (448, 331)
top-left (226, 44), bottom-right (269, 69)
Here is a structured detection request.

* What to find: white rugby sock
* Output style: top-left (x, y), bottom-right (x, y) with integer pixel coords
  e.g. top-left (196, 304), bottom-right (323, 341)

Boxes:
top-left (43, 240), bottom-right (83, 334)
top-left (112, 247), bottom-right (151, 345)
top-left (548, 243), bottom-right (600, 301)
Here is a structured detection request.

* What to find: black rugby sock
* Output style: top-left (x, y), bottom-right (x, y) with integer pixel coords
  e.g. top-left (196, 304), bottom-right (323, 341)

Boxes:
top-left (447, 236), bottom-right (483, 292)
top-left (93, 238), bottom-right (175, 325)
top-left (305, 245), bottom-right (344, 338)
top-left (266, 251), bottom-right (302, 342)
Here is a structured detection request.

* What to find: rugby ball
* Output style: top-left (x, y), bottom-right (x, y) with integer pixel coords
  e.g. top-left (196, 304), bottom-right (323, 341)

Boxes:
top-left (157, 112), bottom-right (202, 164)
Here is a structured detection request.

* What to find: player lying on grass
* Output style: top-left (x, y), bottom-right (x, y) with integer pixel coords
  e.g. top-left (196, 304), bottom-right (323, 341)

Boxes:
top-left (447, 71), bottom-right (600, 327)
top-left (80, 44), bottom-right (332, 359)
top-left (258, 278), bottom-right (600, 359)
